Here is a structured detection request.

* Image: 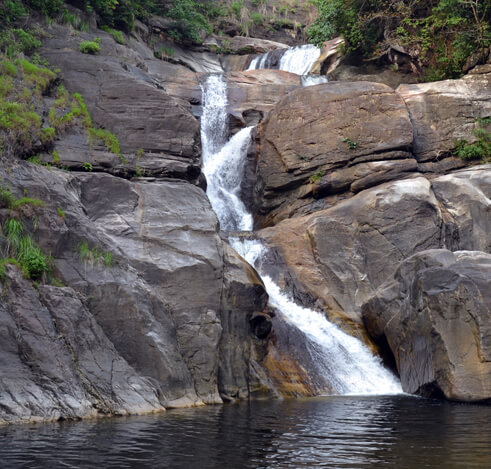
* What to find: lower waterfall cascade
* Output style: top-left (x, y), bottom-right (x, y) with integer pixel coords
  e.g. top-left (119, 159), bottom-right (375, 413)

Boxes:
top-left (200, 74), bottom-right (402, 395)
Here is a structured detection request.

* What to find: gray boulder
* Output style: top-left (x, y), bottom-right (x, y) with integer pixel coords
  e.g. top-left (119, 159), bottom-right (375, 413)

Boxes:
top-left (362, 250), bottom-right (491, 402)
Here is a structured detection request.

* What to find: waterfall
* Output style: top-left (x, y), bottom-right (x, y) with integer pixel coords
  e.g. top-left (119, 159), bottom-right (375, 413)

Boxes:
top-left (201, 75), bottom-right (253, 231)
top-left (231, 239), bottom-right (402, 395)
top-left (200, 73), bottom-right (402, 395)
top-left (247, 44), bottom-right (325, 77)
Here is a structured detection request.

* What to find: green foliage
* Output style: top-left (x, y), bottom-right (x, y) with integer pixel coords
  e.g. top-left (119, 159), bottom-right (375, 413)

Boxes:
top-left (40, 126), bottom-right (56, 145)
top-left (0, 58), bottom-right (18, 76)
top-left (309, 170), bottom-right (325, 183)
top-left (83, 161), bottom-right (93, 171)
top-left (250, 12), bottom-right (264, 25)
top-left (101, 26), bottom-right (126, 44)
top-left (79, 38), bottom-right (101, 54)
top-left (454, 117), bottom-right (491, 161)
top-left (3, 217), bottom-right (49, 279)
top-left (89, 128), bottom-right (121, 154)
top-left (167, 0), bottom-right (212, 44)
top-left (154, 46), bottom-right (175, 59)
top-left (343, 137), bottom-right (359, 150)
top-left (230, 0), bottom-right (244, 19)
top-left (57, 206), bottom-right (65, 218)
top-left (25, 0), bottom-right (64, 18)
top-left (0, 1), bottom-right (28, 27)
top-left (78, 240), bottom-right (113, 268)
top-left (308, 0), bottom-right (491, 79)
top-left (0, 28), bottom-right (42, 58)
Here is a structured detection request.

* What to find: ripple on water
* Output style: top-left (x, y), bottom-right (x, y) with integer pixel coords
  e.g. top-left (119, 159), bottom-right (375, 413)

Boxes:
top-left (0, 396), bottom-right (490, 468)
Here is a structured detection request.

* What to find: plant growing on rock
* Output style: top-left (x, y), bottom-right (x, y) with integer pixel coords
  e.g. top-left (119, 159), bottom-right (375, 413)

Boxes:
top-left (79, 37), bottom-right (101, 54)
top-left (454, 117), bottom-right (491, 161)
top-left (343, 137), bottom-right (359, 150)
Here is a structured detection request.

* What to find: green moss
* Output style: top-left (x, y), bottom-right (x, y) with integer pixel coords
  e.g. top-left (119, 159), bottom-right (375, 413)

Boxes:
top-left (56, 206), bottom-right (65, 218)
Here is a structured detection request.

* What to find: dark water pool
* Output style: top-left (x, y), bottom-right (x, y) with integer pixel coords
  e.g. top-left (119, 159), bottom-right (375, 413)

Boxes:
top-left (1, 395), bottom-right (490, 468)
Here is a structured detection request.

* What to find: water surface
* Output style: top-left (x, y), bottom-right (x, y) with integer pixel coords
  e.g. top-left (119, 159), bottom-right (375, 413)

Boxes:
top-left (1, 396), bottom-right (490, 468)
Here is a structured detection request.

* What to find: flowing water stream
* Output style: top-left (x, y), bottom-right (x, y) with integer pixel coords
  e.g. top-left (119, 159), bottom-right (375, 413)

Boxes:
top-left (200, 74), bottom-right (402, 396)
top-left (246, 44), bottom-right (329, 86)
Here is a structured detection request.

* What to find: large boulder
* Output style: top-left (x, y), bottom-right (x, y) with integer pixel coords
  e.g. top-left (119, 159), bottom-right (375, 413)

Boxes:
top-left (397, 72), bottom-right (491, 160)
top-left (259, 167), bottom-right (491, 332)
top-left (0, 268), bottom-right (164, 424)
top-left (226, 69), bottom-right (301, 130)
top-left (254, 81), bottom-right (413, 225)
top-left (362, 250), bottom-right (491, 402)
top-left (0, 160), bottom-right (271, 423)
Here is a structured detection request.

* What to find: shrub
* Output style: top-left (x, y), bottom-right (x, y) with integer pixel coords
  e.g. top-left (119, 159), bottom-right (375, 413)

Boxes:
top-left (101, 26), bottom-right (126, 44)
top-left (3, 217), bottom-right (49, 279)
top-left (454, 117), bottom-right (491, 161)
top-left (40, 126), bottom-right (56, 145)
top-left (0, 28), bottom-right (42, 58)
top-left (167, 0), bottom-right (212, 44)
top-left (79, 38), bottom-right (101, 54)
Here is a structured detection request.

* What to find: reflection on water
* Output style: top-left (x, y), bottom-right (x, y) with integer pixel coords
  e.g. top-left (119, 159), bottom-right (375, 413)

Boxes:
top-left (1, 396), bottom-right (490, 468)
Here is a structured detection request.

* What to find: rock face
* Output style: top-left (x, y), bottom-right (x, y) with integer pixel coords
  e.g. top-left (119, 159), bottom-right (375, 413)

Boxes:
top-left (0, 161), bottom-right (271, 424)
top-left (40, 24), bottom-right (202, 183)
top-left (397, 72), bottom-right (491, 160)
top-left (362, 250), bottom-right (491, 402)
top-left (253, 72), bottom-right (491, 225)
top-left (258, 166), bottom-right (491, 334)
top-left (254, 81), bottom-right (414, 225)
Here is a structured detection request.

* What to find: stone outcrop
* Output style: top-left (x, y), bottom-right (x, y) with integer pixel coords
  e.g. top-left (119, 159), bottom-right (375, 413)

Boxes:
top-left (40, 24), bottom-right (202, 183)
top-left (362, 250), bottom-right (491, 402)
top-left (258, 166), bottom-right (490, 334)
top-left (253, 72), bottom-right (491, 225)
top-left (254, 81), bottom-right (414, 225)
top-left (397, 72), bottom-right (491, 160)
top-left (0, 161), bottom-right (271, 424)
top-left (226, 70), bottom-right (301, 130)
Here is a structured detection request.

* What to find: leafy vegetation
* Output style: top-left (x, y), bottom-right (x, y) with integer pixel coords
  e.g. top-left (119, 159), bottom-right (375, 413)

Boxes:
top-left (343, 137), bottom-right (359, 150)
top-left (78, 240), bottom-right (113, 268)
top-left (80, 37), bottom-right (101, 54)
top-left (309, 170), bottom-right (325, 183)
top-left (101, 26), bottom-right (126, 44)
top-left (454, 117), bottom-right (491, 161)
top-left (308, 0), bottom-right (490, 80)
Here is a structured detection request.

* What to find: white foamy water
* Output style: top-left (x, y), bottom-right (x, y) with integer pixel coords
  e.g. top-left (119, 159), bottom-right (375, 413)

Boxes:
top-left (231, 238), bottom-right (403, 395)
top-left (247, 44), bottom-right (323, 77)
top-left (201, 73), bottom-right (401, 395)
top-left (201, 75), bottom-right (253, 231)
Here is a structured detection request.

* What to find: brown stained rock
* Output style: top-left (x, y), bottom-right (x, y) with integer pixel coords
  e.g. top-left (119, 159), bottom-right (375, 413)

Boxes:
top-left (259, 176), bottom-right (446, 332)
top-left (254, 81), bottom-right (413, 224)
top-left (362, 250), bottom-right (491, 402)
top-left (396, 72), bottom-right (491, 161)
top-left (225, 69), bottom-right (301, 130)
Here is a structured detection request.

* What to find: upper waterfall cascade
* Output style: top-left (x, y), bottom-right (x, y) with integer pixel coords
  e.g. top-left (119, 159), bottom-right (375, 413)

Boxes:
top-left (247, 44), bottom-right (329, 86)
top-left (200, 73), bottom-right (402, 395)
